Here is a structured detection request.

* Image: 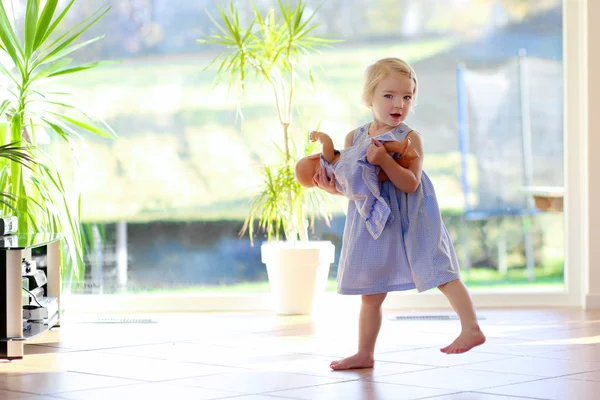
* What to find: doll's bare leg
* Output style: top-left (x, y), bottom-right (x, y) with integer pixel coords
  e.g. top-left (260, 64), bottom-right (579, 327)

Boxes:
top-left (398, 148), bottom-right (420, 169)
top-left (437, 279), bottom-right (486, 354)
top-left (330, 293), bottom-right (387, 370)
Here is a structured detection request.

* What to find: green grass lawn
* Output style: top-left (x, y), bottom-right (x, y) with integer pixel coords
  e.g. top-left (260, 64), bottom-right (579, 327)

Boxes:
top-left (461, 266), bottom-right (564, 291)
top-left (124, 263), bottom-right (564, 295)
top-left (46, 38), bottom-right (460, 223)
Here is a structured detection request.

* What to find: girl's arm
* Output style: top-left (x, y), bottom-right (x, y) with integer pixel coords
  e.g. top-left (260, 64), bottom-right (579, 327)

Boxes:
top-left (367, 132), bottom-right (423, 193)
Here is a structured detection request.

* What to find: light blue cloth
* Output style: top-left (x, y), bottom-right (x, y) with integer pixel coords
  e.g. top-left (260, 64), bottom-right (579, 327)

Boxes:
top-left (320, 131), bottom-right (400, 240)
top-left (337, 123), bottom-right (461, 295)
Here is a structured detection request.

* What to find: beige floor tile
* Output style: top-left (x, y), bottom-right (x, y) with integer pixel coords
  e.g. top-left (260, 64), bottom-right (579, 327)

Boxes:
top-left (373, 367), bottom-right (540, 391)
top-left (564, 370), bottom-right (600, 382)
top-left (189, 332), bottom-right (424, 357)
top-left (507, 326), bottom-right (600, 342)
top-left (269, 380), bottom-right (454, 400)
top-left (0, 361), bottom-right (56, 376)
top-left (0, 371), bottom-right (139, 395)
top-left (49, 382), bottom-right (239, 400)
top-left (24, 345), bottom-right (71, 356)
top-left (424, 392), bottom-right (545, 400)
top-left (183, 332), bottom-right (286, 348)
top-left (102, 341), bottom-right (293, 367)
top-left (298, 336), bottom-right (423, 358)
top-left (17, 351), bottom-right (241, 381)
top-left (225, 334), bottom-right (352, 355)
top-left (168, 370), bottom-right (348, 394)
top-left (482, 377), bottom-right (600, 400)
top-left (463, 355), bottom-right (600, 377)
top-left (4, 309), bottom-right (600, 400)
top-left (376, 329), bottom-right (454, 348)
top-left (217, 396), bottom-right (306, 400)
top-left (538, 345), bottom-right (600, 362)
top-left (28, 325), bottom-right (171, 351)
top-left (471, 337), bottom-right (592, 356)
top-left (0, 390), bottom-right (65, 400)
top-left (376, 347), bottom-right (513, 367)
top-left (245, 352), bottom-right (435, 378)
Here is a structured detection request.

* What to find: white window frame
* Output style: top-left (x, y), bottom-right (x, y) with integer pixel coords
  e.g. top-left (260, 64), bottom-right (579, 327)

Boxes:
top-left (67, 0), bottom-right (594, 313)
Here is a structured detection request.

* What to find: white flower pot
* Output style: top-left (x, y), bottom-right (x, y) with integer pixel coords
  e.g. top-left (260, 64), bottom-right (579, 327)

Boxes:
top-left (261, 240), bottom-right (335, 315)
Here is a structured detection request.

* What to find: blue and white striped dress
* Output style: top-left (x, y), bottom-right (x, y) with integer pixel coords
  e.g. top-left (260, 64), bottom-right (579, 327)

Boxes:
top-left (320, 130), bottom-right (402, 241)
top-left (337, 123), bottom-right (460, 295)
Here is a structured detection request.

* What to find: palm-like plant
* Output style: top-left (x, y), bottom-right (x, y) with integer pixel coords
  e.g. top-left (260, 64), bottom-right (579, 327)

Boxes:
top-left (0, 142), bottom-right (35, 207)
top-left (0, 0), bottom-right (116, 285)
top-left (199, 0), bottom-right (338, 244)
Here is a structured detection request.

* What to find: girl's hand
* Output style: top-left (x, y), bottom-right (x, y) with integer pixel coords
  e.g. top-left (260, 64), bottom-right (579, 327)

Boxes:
top-left (366, 138), bottom-right (391, 166)
top-left (313, 167), bottom-right (338, 194)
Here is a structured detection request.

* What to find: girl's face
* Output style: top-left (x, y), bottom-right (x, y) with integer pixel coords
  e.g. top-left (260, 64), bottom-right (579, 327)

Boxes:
top-left (370, 73), bottom-right (415, 129)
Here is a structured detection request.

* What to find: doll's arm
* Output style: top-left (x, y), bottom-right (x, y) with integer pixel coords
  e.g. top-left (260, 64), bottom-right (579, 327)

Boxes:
top-left (310, 131), bottom-right (336, 163)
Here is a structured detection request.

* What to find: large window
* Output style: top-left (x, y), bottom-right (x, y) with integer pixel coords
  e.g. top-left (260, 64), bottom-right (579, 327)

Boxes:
top-left (30, 0), bottom-right (564, 297)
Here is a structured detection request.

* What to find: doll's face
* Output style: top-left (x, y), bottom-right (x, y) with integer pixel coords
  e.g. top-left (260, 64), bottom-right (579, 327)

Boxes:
top-left (295, 156), bottom-right (320, 188)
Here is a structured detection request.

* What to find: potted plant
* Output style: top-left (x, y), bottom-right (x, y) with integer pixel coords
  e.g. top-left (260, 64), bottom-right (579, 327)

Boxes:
top-left (0, 0), bottom-right (116, 290)
top-left (199, 0), bottom-right (338, 314)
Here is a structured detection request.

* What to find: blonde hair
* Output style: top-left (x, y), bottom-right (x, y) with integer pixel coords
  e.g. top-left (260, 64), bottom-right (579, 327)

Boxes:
top-left (362, 58), bottom-right (418, 106)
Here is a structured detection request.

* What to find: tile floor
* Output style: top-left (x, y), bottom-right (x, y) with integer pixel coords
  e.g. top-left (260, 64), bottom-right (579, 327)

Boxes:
top-left (1, 307), bottom-right (600, 399)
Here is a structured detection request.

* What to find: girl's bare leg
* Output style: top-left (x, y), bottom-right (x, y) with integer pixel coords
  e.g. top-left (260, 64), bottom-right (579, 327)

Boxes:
top-left (437, 279), bottom-right (486, 354)
top-left (330, 293), bottom-right (387, 370)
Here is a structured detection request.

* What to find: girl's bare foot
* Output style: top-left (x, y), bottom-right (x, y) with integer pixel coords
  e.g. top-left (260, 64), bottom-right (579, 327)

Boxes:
top-left (440, 327), bottom-right (486, 354)
top-left (330, 352), bottom-right (374, 370)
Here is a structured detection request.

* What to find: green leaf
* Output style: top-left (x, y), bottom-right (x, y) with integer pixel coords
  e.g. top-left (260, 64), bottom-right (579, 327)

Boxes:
top-left (18, 167), bottom-right (29, 231)
top-left (41, 117), bottom-right (70, 142)
top-left (47, 60), bottom-right (120, 78)
top-left (38, 0), bottom-right (74, 46)
top-left (37, 36), bottom-right (105, 69)
top-left (0, 99), bottom-right (11, 118)
top-left (24, 0), bottom-right (40, 58)
top-left (0, 195), bottom-right (18, 214)
top-left (0, 142), bottom-right (36, 169)
top-left (49, 112), bottom-right (116, 139)
top-left (44, 104), bottom-right (116, 140)
top-left (0, 60), bottom-right (20, 88)
top-left (0, 1), bottom-right (24, 73)
top-left (37, 99), bottom-right (77, 109)
top-left (40, 116), bottom-right (83, 141)
top-left (34, 0), bottom-right (58, 51)
top-left (33, 6), bottom-right (109, 68)
top-left (30, 58), bottom-right (72, 81)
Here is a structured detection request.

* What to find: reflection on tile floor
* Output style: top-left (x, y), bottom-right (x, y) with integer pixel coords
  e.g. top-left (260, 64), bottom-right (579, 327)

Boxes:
top-left (1, 308), bottom-right (600, 399)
